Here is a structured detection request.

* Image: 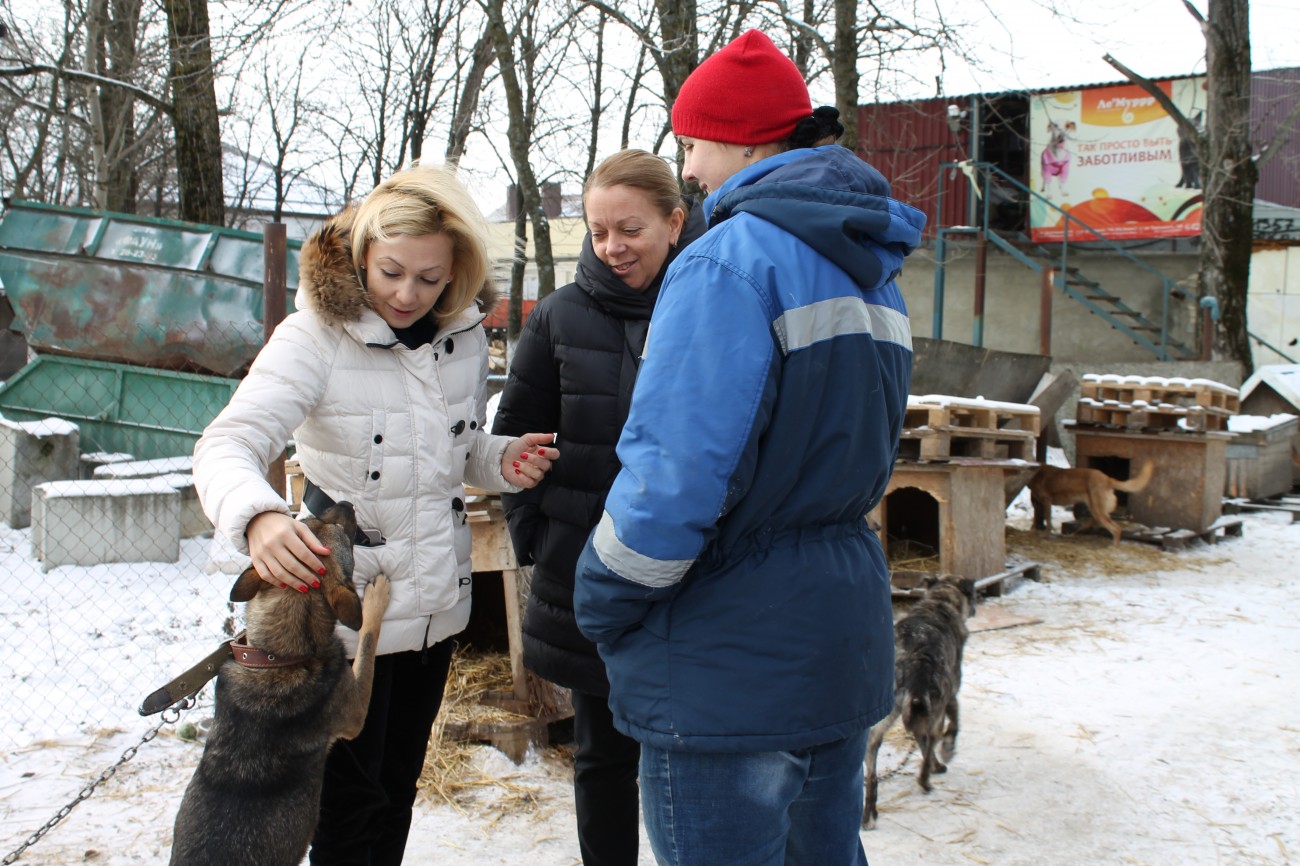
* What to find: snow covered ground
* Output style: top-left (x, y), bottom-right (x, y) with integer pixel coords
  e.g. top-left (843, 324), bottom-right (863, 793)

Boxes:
top-left (2, 493), bottom-right (1298, 865)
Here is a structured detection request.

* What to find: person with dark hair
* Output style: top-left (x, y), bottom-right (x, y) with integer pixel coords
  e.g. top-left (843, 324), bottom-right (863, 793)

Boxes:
top-left (492, 148), bottom-right (706, 866)
top-left (194, 163), bottom-right (558, 865)
top-left (574, 30), bottom-right (927, 866)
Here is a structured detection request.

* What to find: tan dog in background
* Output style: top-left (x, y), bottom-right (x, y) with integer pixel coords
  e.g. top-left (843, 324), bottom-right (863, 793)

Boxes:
top-left (1029, 460), bottom-right (1154, 545)
top-left (169, 502), bottom-right (390, 866)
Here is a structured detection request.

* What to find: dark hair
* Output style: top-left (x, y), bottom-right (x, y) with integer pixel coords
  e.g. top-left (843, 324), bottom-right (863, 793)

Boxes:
top-left (788, 105), bottom-right (845, 149)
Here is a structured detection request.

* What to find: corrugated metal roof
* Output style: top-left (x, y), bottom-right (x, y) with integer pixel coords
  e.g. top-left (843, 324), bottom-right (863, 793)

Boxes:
top-left (857, 66), bottom-right (1300, 229)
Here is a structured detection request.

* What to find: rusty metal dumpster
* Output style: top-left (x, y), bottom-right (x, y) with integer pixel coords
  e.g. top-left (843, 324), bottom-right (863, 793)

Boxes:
top-left (0, 354), bottom-right (239, 461)
top-left (0, 200), bottom-right (302, 460)
top-left (0, 199), bottom-right (301, 377)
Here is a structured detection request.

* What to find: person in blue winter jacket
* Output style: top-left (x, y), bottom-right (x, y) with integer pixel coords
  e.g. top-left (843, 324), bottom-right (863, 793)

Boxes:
top-left (573, 29), bottom-right (927, 866)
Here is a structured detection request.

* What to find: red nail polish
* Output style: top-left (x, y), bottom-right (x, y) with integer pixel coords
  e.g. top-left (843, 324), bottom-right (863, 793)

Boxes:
top-left (515, 469), bottom-right (522, 475)
top-left (298, 585), bottom-right (309, 593)
top-left (279, 583), bottom-right (288, 589)
top-left (512, 461), bottom-right (520, 468)
top-left (312, 580), bottom-right (321, 589)
top-left (520, 453), bottom-right (529, 461)
top-left (318, 568), bottom-right (327, 576)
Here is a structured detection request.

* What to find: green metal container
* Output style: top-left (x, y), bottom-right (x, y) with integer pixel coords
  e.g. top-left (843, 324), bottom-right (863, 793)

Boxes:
top-left (0, 354), bottom-right (239, 461)
top-left (0, 200), bottom-right (302, 377)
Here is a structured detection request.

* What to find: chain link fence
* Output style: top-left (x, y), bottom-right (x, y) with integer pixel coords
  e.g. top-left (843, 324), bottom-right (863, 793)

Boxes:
top-left (0, 320), bottom-right (269, 753)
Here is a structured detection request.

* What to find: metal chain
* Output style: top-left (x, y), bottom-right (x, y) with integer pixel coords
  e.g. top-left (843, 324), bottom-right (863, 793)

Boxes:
top-left (2, 697), bottom-right (195, 866)
top-left (877, 740), bottom-right (919, 782)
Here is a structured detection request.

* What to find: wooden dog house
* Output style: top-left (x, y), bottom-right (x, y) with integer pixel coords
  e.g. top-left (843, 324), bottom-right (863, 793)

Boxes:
top-left (1070, 427), bottom-right (1230, 533)
top-left (868, 461), bottom-right (1011, 581)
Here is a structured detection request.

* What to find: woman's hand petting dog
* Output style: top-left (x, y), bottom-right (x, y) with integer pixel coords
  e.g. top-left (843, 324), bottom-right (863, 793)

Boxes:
top-left (502, 433), bottom-right (559, 487)
top-left (246, 511), bottom-right (332, 594)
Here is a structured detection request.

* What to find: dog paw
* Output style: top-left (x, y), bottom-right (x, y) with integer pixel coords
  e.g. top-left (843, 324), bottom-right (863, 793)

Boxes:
top-left (364, 574), bottom-right (391, 616)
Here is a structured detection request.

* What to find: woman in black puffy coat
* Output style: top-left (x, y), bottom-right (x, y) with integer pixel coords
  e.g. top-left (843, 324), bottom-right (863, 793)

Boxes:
top-left (491, 148), bottom-right (705, 866)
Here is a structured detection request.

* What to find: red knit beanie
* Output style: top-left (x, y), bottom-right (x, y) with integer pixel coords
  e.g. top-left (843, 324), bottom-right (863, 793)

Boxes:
top-left (671, 29), bottom-right (812, 145)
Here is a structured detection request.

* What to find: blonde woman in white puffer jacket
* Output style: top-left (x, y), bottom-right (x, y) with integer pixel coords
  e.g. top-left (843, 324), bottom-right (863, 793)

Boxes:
top-left (192, 163), bottom-right (557, 866)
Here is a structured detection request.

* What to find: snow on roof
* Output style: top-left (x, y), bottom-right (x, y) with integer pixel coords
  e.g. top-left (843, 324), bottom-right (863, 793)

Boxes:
top-left (92, 455), bottom-right (192, 480)
top-left (1239, 364), bottom-right (1300, 410)
top-left (0, 415), bottom-right (80, 437)
top-left (1080, 373), bottom-right (1237, 396)
top-left (909, 394), bottom-right (1039, 414)
top-left (1227, 413), bottom-right (1298, 433)
top-left (35, 477), bottom-right (180, 498)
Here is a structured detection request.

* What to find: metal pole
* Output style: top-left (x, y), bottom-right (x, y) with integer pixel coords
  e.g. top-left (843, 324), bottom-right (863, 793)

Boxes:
top-left (932, 167), bottom-right (947, 340)
top-left (972, 230), bottom-right (987, 347)
top-left (932, 230), bottom-right (946, 340)
top-left (263, 223), bottom-right (288, 499)
top-left (1040, 267), bottom-right (1054, 357)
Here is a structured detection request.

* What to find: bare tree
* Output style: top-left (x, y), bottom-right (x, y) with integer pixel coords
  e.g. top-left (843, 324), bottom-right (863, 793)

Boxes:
top-left (161, 0), bottom-right (225, 224)
top-left (482, 0), bottom-right (577, 326)
top-left (446, 27), bottom-right (495, 166)
top-left (1106, 0), bottom-right (1300, 369)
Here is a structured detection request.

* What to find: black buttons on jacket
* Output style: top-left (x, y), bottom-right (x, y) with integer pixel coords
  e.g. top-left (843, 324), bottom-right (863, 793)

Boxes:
top-left (370, 471), bottom-right (380, 480)
top-left (445, 338), bottom-right (454, 354)
top-left (374, 434), bottom-right (383, 444)
top-left (451, 420), bottom-right (466, 435)
top-left (452, 497), bottom-right (464, 511)
top-left (470, 421), bottom-right (477, 430)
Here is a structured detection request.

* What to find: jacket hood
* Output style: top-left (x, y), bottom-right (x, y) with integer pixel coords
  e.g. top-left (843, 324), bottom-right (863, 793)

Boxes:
top-left (573, 196), bottom-right (709, 319)
top-left (296, 206), bottom-right (499, 329)
top-left (705, 146), bottom-right (927, 291)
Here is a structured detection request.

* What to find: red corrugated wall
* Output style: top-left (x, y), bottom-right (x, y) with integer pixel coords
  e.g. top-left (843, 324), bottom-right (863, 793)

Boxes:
top-left (1252, 67), bottom-right (1300, 209)
top-left (856, 98), bottom-right (973, 238)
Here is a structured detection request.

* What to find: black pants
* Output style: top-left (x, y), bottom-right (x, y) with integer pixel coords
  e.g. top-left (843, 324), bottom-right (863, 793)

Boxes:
top-left (309, 640), bottom-right (454, 866)
top-left (570, 688), bottom-right (642, 866)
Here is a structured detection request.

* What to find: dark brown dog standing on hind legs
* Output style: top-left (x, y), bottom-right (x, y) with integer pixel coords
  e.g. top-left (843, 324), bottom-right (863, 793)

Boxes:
top-left (1028, 460), bottom-right (1154, 546)
top-left (168, 502), bottom-right (390, 866)
top-left (864, 575), bottom-right (976, 829)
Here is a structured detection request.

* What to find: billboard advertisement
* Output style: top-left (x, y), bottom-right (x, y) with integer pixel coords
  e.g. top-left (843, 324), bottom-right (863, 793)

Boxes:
top-left (1029, 79), bottom-right (1207, 242)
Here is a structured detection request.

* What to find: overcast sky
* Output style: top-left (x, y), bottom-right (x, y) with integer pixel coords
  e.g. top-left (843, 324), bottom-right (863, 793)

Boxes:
top-left (930, 0), bottom-right (1300, 98)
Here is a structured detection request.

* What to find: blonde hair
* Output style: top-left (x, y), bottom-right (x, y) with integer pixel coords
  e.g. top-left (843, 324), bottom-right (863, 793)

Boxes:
top-left (350, 163), bottom-right (492, 327)
top-left (584, 149), bottom-right (688, 221)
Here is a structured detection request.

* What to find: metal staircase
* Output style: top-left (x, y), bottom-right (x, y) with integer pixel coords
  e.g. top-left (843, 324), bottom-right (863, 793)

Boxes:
top-left (933, 161), bottom-right (1200, 361)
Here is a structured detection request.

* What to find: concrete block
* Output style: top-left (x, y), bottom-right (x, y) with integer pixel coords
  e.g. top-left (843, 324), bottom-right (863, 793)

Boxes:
top-left (32, 478), bottom-right (181, 569)
top-left (91, 458), bottom-right (210, 538)
top-left (80, 451), bottom-right (136, 480)
top-left (0, 417), bottom-right (81, 528)
top-left (91, 456), bottom-right (192, 480)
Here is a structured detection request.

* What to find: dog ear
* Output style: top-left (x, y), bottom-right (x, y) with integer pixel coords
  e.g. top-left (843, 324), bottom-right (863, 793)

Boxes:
top-left (312, 524), bottom-right (363, 630)
top-left (323, 580), bottom-right (364, 631)
top-left (229, 566), bottom-right (265, 602)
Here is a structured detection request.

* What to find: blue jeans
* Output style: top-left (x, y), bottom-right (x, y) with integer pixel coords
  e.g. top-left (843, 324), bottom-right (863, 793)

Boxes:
top-left (639, 730), bottom-right (871, 866)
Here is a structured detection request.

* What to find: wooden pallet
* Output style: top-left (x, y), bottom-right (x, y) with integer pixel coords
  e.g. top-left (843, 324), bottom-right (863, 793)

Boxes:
top-left (890, 561), bottom-right (1042, 600)
top-left (1060, 515), bottom-right (1244, 550)
top-left (1222, 495), bottom-right (1300, 522)
top-left (898, 426), bottom-right (1036, 461)
top-left (905, 395), bottom-right (1042, 437)
top-left (1077, 374), bottom-right (1239, 434)
top-left (900, 395), bottom-right (1040, 462)
top-left (1079, 373), bottom-right (1240, 412)
top-left (1075, 396), bottom-right (1233, 433)
top-left (442, 700), bottom-right (572, 764)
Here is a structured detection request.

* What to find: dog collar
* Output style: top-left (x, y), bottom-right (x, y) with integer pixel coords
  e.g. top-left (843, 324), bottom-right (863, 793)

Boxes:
top-left (229, 634), bottom-right (311, 669)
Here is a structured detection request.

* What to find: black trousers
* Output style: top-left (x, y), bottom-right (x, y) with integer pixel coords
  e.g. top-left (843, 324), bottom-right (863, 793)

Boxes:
top-left (309, 640), bottom-right (454, 866)
top-left (570, 688), bottom-right (642, 866)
